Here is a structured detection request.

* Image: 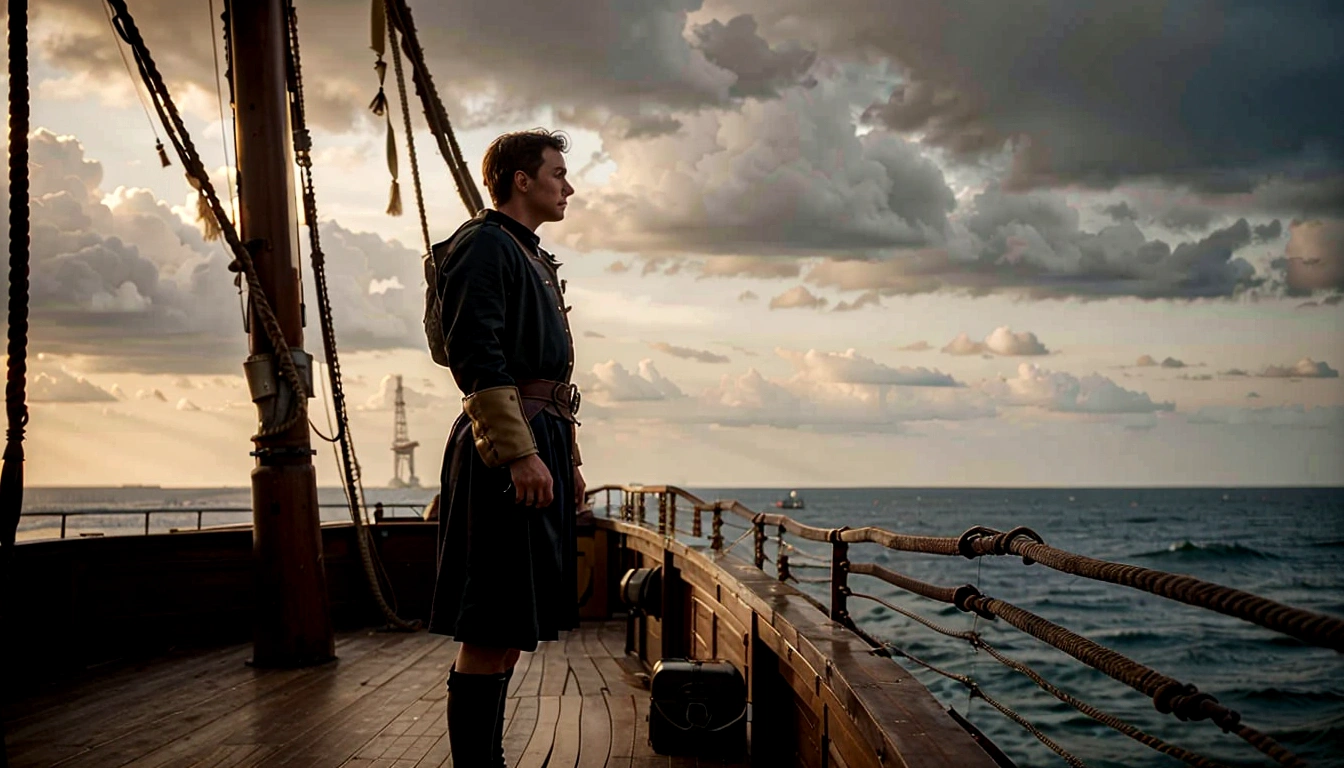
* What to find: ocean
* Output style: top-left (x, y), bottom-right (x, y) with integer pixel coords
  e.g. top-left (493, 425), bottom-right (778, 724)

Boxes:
top-left (15, 486), bottom-right (1344, 767)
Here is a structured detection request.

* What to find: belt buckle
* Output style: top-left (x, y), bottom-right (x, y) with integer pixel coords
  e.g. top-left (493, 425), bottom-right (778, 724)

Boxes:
top-left (552, 382), bottom-right (580, 416)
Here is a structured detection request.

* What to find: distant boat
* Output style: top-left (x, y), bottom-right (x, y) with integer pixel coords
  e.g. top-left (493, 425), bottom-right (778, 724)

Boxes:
top-left (775, 490), bottom-right (805, 509)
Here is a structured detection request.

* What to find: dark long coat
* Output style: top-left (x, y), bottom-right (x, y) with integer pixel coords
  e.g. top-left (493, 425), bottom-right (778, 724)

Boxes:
top-left (426, 210), bottom-right (578, 652)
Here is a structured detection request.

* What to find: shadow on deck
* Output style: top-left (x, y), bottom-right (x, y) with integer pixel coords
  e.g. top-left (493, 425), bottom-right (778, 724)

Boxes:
top-left (6, 620), bottom-right (745, 767)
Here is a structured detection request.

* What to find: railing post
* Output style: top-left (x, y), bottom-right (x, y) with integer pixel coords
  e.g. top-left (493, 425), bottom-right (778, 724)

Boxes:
top-left (776, 525), bottom-right (790, 582)
top-left (60, 514), bottom-right (67, 540)
top-left (691, 505), bottom-right (702, 538)
top-left (753, 517), bottom-right (766, 570)
top-left (605, 488), bottom-right (612, 518)
top-left (637, 492), bottom-right (647, 526)
top-left (373, 502), bottom-right (384, 523)
top-left (830, 533), bottom-right (850, 626)
top-left (711, 504), bottom-right (723, 551)
top-left (667, 494), bottom-right (676, 538)
top-left (198, 510), bottom-right (204, 530)
top-left (145, 512), bottom-right (151, 536)
top-left (657, 493), bottom-right (667, 536)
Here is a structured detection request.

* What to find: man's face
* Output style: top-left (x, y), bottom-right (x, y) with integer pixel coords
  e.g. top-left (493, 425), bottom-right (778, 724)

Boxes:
top-left (517, 147), bottom-right (574, 223)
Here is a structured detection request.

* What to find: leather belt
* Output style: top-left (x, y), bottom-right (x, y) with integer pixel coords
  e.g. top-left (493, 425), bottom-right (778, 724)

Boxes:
top-left (516, 378), bottom-right (580, 424)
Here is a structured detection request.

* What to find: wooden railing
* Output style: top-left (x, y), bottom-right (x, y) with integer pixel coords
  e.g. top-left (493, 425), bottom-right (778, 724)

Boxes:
top-left (587, 483), bottom-right (1333, 768)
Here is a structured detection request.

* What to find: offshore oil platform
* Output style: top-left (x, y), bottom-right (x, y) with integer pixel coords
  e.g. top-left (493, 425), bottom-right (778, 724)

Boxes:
top-left (388, 375), bottom-right (420, 489)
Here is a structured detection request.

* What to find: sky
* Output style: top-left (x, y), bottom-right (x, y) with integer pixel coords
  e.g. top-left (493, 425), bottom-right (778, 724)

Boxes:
top-left (3, 0), bottom-right (1343, 488)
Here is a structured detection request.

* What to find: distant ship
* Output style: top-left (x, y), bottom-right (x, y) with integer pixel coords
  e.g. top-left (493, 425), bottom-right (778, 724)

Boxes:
top-left (775, 489), bottom-right (805, 509)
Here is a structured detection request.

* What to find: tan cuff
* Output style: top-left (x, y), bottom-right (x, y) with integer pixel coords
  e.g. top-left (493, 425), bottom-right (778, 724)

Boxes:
top-left (571, 424), bottom-right (582, 467)
top-left (463, 385), bottom-right (538, 468)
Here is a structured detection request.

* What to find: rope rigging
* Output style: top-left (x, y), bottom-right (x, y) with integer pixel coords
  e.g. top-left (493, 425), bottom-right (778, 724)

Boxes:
top-left (3, 0), bottom-right (33, 559)
top-left (842, 564), bottom-right (1307, 767)
top-left (104, 0), bottom-right (307, 439)
top-left (378, 0), bottom-right (483, 216)
top-left (853, 590), bottom-right (1234, 768)
top-left (283, 0), bottom-right (416, 631)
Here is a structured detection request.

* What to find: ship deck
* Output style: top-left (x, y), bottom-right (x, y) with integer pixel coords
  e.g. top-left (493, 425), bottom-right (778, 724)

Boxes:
top-left (6, 620), bottom-right (746, 768)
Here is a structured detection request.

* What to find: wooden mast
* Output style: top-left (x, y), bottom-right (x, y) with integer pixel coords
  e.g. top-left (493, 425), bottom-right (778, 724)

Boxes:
top-left (228, 0), bottom-right (333, 667)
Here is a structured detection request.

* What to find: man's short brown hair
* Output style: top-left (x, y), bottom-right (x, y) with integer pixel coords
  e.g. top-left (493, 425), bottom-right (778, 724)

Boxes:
top-left (481, 129), bottom-right (569, 207)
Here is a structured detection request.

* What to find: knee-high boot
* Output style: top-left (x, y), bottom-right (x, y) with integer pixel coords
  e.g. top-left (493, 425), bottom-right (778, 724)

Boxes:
top-left (491, 666), bottom-right (515, 768)
top-left (447, 667), bottom-right (509, 768)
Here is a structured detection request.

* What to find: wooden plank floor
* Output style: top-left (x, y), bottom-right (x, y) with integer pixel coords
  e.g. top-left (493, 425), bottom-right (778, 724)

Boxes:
top-left (5, 621), bottom-right (750, 768)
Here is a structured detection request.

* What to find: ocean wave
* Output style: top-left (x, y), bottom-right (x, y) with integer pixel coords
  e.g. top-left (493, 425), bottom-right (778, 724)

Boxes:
top-left (1312, 539), bottom-right (1344, 549)
top-left (1131, 540), bottom-right (1279, 561)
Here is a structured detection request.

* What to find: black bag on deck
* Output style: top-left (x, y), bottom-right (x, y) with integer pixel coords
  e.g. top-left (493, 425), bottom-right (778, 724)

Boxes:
top-left (648, 659), bottom-right (747, 758)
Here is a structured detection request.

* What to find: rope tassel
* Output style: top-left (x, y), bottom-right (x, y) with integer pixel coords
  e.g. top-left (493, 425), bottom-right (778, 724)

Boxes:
top-left (186, 174), bottom-right (222, 242)
top-left (386, 179), bottom-right (402, 216)
top-left (156, 138), bottom-right (170, 167)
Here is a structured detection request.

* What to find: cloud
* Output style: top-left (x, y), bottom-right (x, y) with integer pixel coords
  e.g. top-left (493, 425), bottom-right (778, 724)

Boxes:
top-left (1296, 295), bottom-right (1344, 309)
top-left (1274, 219), bottom-right (1344, 295)
top-left (769, 285), bottom-right (827, 310)
top-left (648, 342), bottom-right (731, 364)
top-left (982, 363), bottom-right (1174, 414)
top-left (583, 330), bottom-right (607, 339)
top-left (942, 327), bottom-right (1048, 357)
top-left (737, 290), bottom-right (759, 302)
top-left (175, 398), bottom-right (201, 412)
top-left (898, 341), bottom-right (931, 352)
top-left (713, 0), bottom-right (1344, 194)
top-left (804, 192), bottom-right (1268, 301)
top-left (579, 360), bottom-right (684, 402)
top-left (558, 81), bottom-right (956, 258)
top-left (1102, 202), bottom-right (1139, 222)
top-left (136, 388), bottom-right (168, 402)
top-left (27, 361), bottom-right (116, 403)
top-left (37, 0), bottom-right (801, 133)
top-left (1136, 355), bottom-right (1188, 369)
top-left (698, 365), bottom-right (992, 431)
top-left (698, 256), bottom-right (801, 279)
top-left (1188, 405), bottom-right (1344, 429)
top-left (359, 375), bottom-right (443, 410)
top-left (0, 128), bottom-right (439, 373)
top-left (690, 14), bottom-right (817, 98)
top-left (606, 261), bottom-right (631, 274)
top-left (777, 348), bottom-right (959, 387)
top-left (832, 290), bottom-right (881, 312)
top-left (1258, 358), bottom-right (1339, 379)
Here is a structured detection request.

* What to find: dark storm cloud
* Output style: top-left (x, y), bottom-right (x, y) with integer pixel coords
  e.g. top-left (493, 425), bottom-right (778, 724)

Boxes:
top-left (37, 0), bottom-right (815, 133)
top-left (718, 0), bottom-right (1344, 197)
top-left (691, 15), bottom-right (817, 97)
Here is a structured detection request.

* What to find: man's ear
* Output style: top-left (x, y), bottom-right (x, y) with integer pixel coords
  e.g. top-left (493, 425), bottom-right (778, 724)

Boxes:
top-left (514, 169), bottom-right (529, 194)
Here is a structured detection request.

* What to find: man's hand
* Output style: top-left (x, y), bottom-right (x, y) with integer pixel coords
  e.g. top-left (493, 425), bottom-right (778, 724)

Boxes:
top-left (509, 453), bottom-right (553, 508)
top-left (573, 464), bottom-right (587, 508)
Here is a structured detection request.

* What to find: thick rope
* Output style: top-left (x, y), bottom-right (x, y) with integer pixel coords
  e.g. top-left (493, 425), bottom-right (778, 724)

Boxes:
top-left (105, 0), bottom-right (307, 439)
top-left (387, 19), bottom-right (431, 258)
top-left (993, 535), bottom-right (1344, 653)
top-left (284, 0), bottom-right (416, 632)
top-left (844, 561), bottom-right (1306, 767)
top-left (851, 591), bottom-right (1232, 768)
top-left (383, 0), bottom-right (482, 215)
top-left (882, 642), bottom-right (1087, 767)
top-left (2, 0), bottom-right (32, 556)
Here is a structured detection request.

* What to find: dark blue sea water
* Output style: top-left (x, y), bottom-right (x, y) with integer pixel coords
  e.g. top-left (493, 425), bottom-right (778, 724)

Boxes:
top-left (17, 486), bottom-right (1344, 767)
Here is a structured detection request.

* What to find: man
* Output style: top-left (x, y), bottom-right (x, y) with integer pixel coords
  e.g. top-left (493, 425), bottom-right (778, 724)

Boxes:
top-left (426, 129), bottom-right (584, 766)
